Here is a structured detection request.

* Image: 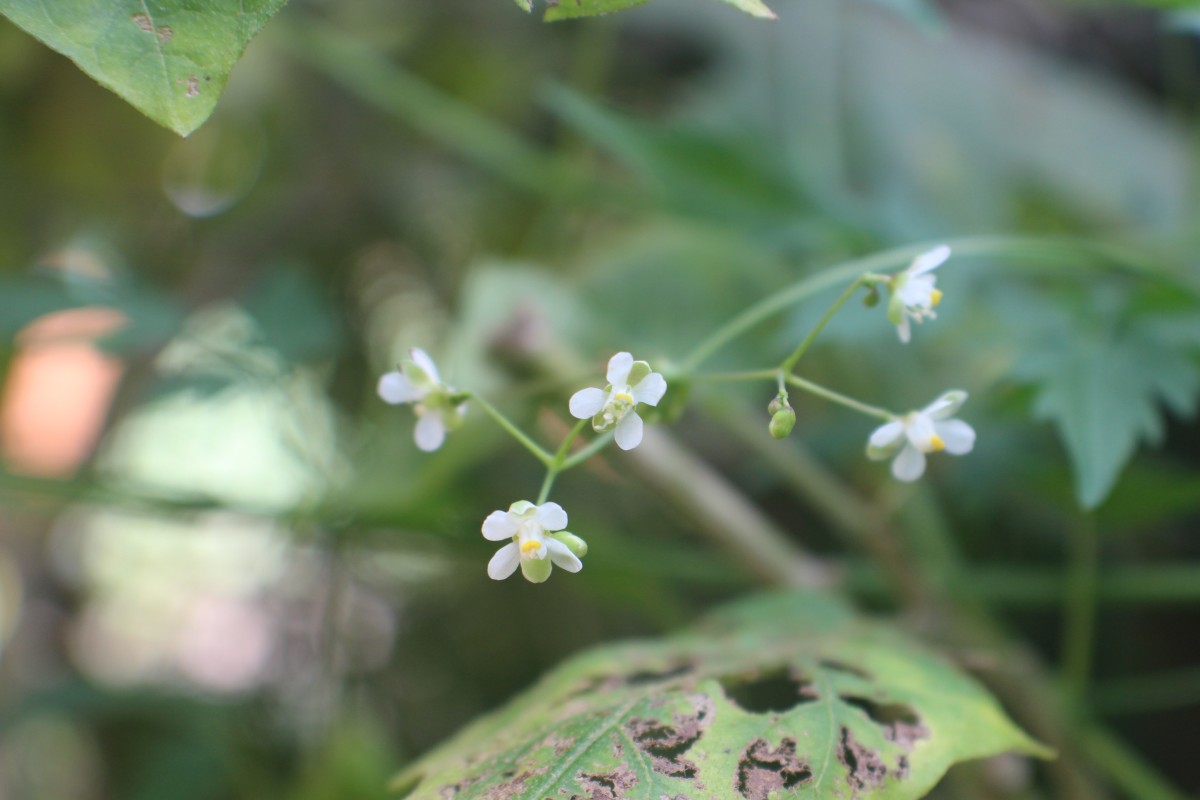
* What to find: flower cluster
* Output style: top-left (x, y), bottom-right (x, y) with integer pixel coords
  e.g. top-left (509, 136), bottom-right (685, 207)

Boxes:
top-left (377, 348), bottom-right (467, 452)
top-left (887, 245), bottom-right (950, 344)
top-left (482, 501), bottom-right (587, 583)
top-left (867, 391), bottom-right (976, 482)
top-left (568, 352), bottom-right (667, 450)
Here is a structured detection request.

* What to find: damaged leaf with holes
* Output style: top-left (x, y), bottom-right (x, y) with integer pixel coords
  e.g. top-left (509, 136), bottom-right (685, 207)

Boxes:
top-left (389, 591), bottom-right (1050, 800)
top-left (0, 0), bottom-right (289, 136)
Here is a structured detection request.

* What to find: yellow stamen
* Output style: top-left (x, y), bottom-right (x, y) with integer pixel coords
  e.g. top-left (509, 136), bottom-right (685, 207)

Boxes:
top-left (520, 539), bottom-right (542, 555)
top-left (931, 289), bottom-right (944, 307)
top-left (929, 434), bottom-right (945, 452)
top-left (613, 392), bottom-right (634, 404)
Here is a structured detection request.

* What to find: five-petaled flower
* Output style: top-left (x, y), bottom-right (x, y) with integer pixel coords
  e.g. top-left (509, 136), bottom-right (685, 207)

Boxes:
top-left (483, 501), bottom-right (587, 583)
top-left (377, 348), bottom-right (467, 452)
top-left (867, 390), bottom-right (975, 482)
top-left (887, 245), bottom-right (951, 343)
top-left (568, 352), bottom-right (667, 450)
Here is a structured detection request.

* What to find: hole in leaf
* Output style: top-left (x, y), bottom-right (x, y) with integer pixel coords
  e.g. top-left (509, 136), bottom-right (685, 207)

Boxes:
top-left (720, 667), bottom-right (816, 713)
top-left (735, 737), bottom-right (811, 800)
top-left (841, 696), bottom-right (929, 747)
top-left (819, 659), bottom-right (872, 680)
top-left (624, 698), bottom-right (710, 780)
top-left (574, 768), bottom-right (638, 800)
top-left (624, 662), bottom-right (693, 686)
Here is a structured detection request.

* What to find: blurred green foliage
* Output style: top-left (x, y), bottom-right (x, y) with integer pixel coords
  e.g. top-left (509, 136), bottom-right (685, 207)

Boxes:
top-left (1, 0), bottom-right (1200, 799)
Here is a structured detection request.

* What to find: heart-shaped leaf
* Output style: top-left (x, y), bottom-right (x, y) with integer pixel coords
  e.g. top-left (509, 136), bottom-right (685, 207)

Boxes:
top-left (0, 0), bottom-right (289, 136)
top-left (390, 591), bottom-right (1049, 800)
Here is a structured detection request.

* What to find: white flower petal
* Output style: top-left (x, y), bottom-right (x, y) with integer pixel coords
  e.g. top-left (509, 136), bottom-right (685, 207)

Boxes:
top-left (925, 390), bottom-right (967, 420)
top-left (909, 245), bottom-right (951, 276)
top-left (867, 421), bottom-right (905, 454)
top-left (606, 352), bottom-right (634, 385)
top-left (378, 371), bottom-right (422, 404)
top-left (935, 419), bottom-right (976, 455)
top-left (409, 348), bottom-right (441, 383)
top-left (413, 413), bottom-right (447, 452)
top-left (482, 510), bottom-right (518, 541)
top-left (897, 275), bottom-right (935, 308)
top-left (896, 316), bottom-right (912, 343)
top-left (631, 373), bottom-right (667, 407)
top-left (535, 502), bottom-right (568, 532)
top-left (569, 387), bottom-right (607, 419)
top-left (614, 411), bottom-right (644, 451)
top-left (891, 445), bottom-right (927, 482)
top-left (546, 539), bottom-right (582, 573)
top-left (904, 412), bottom-right (937, 451)
top-left (487, 543), bottom-right (521, 580)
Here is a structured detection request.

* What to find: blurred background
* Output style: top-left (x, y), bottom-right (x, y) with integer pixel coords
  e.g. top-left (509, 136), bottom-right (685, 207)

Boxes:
top-left (1, 0), bottom-right (1199, 797)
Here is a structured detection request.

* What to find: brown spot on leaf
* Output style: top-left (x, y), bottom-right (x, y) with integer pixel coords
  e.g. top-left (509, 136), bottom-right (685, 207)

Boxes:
top-left (156, 25), bottom-right (172, 42)
top-left (735, 738), bottom-right (811, 800)
top-left (625, 695), bottom-right (712, 779)
top-left (439, 775), bottom-right (481, 800)
top-left (839, 727), bottom-right (888, 793)
top-left (573, 767), bottom-right (638, 800)
top-left (185, 76), bottom-right (200, 98)
top-left (131, 14), bottom-right (172, 42)
top-left (841, 697), bottom-right (929, 749)
top-left (483, 769), bottom-right (545, 800)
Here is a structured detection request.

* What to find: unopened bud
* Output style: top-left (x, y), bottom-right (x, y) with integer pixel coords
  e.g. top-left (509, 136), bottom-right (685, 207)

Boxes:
top-left (550, 531), bottom-right (588, 558)
top-left (768, 400), bottom-right (796, 439)
top-left (862, 285), bottom-right (880, 308)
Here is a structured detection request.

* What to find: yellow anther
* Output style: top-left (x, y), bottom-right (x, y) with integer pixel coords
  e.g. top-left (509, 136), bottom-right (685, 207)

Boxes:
top-left (520, 539), bottom-right (542, 555)
top-left (931, 289), bottom-right (944, 307)
top-left (613, 392), bottom-right (634, 405)
top-left (929, 434), bottom-right (946, 452)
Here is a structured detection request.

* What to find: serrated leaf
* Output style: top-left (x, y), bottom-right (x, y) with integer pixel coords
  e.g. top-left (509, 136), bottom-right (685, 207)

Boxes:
top-left (544, 0), bottom-right (650, 21)
top-left (0, 0), bottom-right (289, 136)
top-left (390, 591), bottom-right (1048, 800)
top-left (1006, 282), bottom-right (1200, 509)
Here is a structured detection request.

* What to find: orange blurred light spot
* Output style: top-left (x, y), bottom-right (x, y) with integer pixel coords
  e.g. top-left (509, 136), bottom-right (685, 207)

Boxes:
top-left (1, 308), bottom-right (127, 477)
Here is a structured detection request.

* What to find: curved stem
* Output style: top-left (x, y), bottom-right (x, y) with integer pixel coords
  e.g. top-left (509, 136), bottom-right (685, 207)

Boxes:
top-left (467, 393), bottom-right (553, 466)
top-left (536, 419), bottom-right (590, 503)
top-left (561, 430), bottom-right (613, 471)
top-left (690, 369), bottom-right (778, 384)
top-left (779, 276), bottom-right (869, 375)
top-left (785, 375), bottom-right (894, 420)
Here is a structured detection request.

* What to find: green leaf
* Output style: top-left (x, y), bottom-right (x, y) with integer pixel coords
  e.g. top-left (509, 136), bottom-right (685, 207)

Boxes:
top-left (544, 0), bottom-right (651, 21)
top-left (1006, 281), bottom-right (1200, 509)
top-left (717, 0), bottom-right (777, 19)
top-left (0, 0), bottom-right (289, 136)
top-left (389, 591), bottom-right (1048, 800)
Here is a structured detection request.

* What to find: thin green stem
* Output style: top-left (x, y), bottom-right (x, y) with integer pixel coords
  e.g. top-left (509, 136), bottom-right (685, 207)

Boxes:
top-left (779, 276), bottom-right (869, 374)
top-left (467, 393), bottom-right (553, 467)
top-left (536, 419), bottom-right (590, 504)
top-left (1063, 516), bottom-right (1100, 713)
top-left (679, 235), bottom-right (1168, 373)
top-left (1093, 664), bottom-right (1200, 716)
top-left (690, 369), bottom-right (778, 384)
top-left (785, 375), bottom-right (894, 420)
top-left (561, 431), bottom-right (614, 471)
top-left (536, 469), bottom-right (557, 505)
top-left (1079, 725), bottom-right (1190, 800)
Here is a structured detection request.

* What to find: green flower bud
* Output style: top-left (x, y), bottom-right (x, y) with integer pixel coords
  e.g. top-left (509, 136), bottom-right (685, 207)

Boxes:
top-left (550, 531), bottom-right (588, 558)
top-left (769, 406), bottom-right (796, 439)
top-left (862, 285), bottom-right (880, 308)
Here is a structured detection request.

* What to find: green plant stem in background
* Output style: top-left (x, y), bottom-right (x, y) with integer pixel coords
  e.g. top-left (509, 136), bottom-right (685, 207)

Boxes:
top-left (1092, 664), bottom-right (1200, 715)
top-left (1079, 725), bottom-right (1191, 800)
top-left (467, 393), bottom-right (553, 467)
top-left (785, 375), bottom-right (893, 420)
top-left (1062, 516), bottom-right (1100, 714)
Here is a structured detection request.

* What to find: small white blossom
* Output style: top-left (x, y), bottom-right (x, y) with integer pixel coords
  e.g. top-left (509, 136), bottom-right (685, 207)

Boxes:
top-left (482, 500), bottom-right (587, 583)
top-left (568, 352), bottom-right (667, 451)
top-left (377, 348), bottom-right (467, 452)
top-left (867, 390), bottom-right (975, 482)
top-left (887, 245), bottom-right (951, 343)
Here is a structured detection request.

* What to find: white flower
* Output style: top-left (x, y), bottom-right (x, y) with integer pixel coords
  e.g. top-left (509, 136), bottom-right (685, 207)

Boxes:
top-left (482, 500), bottom-right (587, 583)
top-left (867, 390), bottom-right (976, 482)
top-left (887, 245), bottom-right (951, 343)
top-left (568, 352), bottom-right (667, 451)
top-left (377, 348), bottom-right (467, 452)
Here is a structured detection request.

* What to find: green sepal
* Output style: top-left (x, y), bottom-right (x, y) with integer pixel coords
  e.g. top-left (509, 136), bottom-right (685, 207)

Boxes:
top-left (626, 360), bottom-right (653, 387)
top-left (520, 555), bottom-right (552, 583)
top-left (550, 531), bottom-right (588, 558)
